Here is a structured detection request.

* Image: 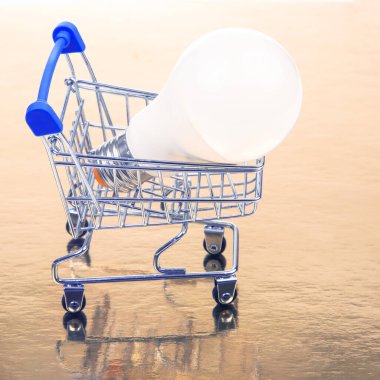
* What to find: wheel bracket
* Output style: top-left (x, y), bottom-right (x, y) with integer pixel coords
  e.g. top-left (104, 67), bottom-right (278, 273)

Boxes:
top-left (204, 225), bottom-right (225, 254)
top-left (215, 276), bottom-right (237, 304)
top-left (63, 284), bottom-right (85, 313)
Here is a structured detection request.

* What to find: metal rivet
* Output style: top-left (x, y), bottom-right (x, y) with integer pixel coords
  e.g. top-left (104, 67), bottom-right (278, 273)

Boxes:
top-left (221, 293), bottom-right (231, 302)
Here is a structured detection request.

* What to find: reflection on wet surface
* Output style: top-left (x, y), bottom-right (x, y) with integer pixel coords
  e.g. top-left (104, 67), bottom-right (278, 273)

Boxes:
top-left (58, 300), bottom-right (240, 379)
top-left (57, 238), bottom-right (246, 379)
top-left (1, 0), bottom-right (380, 379)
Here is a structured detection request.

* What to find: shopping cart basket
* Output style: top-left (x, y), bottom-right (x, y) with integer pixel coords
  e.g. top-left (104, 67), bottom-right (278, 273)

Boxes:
top-left (25, 22), bottom-right (264, 314)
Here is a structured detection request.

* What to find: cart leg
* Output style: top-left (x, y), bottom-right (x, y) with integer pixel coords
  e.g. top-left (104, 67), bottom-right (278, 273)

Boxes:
top-left (52, 230), bottom-right (93, 284)
top-left (213, 275), bottom-right (238, 305)
top-left (62, 284), bottom-right (86, 313)
top-left (153, 222), bottom-right (188, 275)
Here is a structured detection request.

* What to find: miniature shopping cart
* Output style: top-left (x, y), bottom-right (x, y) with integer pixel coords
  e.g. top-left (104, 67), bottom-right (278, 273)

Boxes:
top-left (26, 22), bottom-right (264, 314)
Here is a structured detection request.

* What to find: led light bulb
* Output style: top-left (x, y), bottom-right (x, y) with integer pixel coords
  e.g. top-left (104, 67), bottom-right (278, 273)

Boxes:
top-left (127, 28), bottom-right (302, 163)
top-left (93, 28), bottom-right (302, 189)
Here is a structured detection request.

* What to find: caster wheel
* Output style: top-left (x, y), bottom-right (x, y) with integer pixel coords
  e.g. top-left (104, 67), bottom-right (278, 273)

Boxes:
top-left (62, 294), bottom-right (86, 313)
top-left (66, 217), bottom-right (89, 238)
top-left (203, 254), bottom-right (227, 272)
top-left (203, 237), bottom-right (226, 255)
top-left (212, 286), bottom-right (237, 306)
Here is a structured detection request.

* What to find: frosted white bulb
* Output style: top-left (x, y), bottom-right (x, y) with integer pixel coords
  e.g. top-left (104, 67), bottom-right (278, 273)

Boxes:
top-left (126, 28), bottom-right (302, 164)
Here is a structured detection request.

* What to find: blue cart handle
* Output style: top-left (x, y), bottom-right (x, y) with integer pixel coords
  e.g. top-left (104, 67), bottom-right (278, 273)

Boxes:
top-left (25, 22), bottom-right (85, 136)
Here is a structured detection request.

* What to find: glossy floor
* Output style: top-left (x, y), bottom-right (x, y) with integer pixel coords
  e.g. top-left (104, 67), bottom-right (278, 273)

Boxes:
top-left (1, 1), bottom-right (379, 379)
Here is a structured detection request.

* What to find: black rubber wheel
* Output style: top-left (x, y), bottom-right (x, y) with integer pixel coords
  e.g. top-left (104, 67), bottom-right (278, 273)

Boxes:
top-left (66, 218), bottom-right (89, 238)
top-left (203, 254), bottom-right (227, 272)
top-left (212, 285), bottom-right (237, 306)
top-left (203, 237), bottom-right (226, 255)
top-left (61, 294), bottom-right (87, 313)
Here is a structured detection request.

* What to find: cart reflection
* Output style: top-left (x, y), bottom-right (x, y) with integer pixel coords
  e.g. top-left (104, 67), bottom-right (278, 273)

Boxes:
top-left (57, 299), bottom-right (239, 379)
top-left (67, 238), bottom-right (92, 267)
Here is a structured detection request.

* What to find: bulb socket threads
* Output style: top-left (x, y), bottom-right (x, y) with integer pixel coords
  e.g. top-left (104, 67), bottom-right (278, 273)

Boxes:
top-left (91, 134), bottom-right (152, 192)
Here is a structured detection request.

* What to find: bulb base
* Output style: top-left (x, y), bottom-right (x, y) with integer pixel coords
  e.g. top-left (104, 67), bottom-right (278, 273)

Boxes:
top-left (91, 134), bottom-right (153, 192)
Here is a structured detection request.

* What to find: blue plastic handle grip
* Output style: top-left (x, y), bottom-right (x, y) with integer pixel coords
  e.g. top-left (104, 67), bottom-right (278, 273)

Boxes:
top-left (25, 22), bottom-right (85, 136)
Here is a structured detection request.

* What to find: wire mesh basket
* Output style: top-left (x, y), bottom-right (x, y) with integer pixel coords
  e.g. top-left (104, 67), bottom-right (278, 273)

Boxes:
top-left (46, 75), bottom-right (264, 235)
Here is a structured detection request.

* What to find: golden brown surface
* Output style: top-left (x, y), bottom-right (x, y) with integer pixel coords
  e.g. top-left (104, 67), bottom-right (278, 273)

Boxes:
top-left (0, 1), bottom-right (379, 379)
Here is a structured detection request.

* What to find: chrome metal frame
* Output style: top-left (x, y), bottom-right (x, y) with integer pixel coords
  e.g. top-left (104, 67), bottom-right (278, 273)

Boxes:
top-left (43, 51), bottom-right (265, 306)
top-left (52, 221), bottom-right (238, 284)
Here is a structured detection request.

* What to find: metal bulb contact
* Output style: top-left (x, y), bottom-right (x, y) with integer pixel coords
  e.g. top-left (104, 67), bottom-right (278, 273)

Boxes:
top-left (91, 134), bottom-right (152, 191)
